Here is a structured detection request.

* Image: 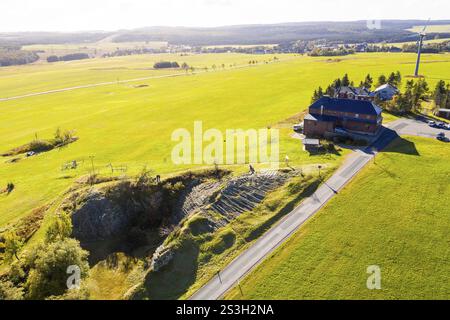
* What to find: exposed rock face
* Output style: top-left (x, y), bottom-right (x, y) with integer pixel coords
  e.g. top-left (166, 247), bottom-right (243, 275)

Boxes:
top-left (71, 190), bottom-right (138, 242)
top-left (68, 170), bottom-right (231, 244)
top-left (70, 183), bottom-right (166, 243)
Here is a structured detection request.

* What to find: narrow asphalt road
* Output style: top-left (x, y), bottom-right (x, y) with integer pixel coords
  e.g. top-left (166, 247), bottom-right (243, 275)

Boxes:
top-left (189, 118), bottom-right (447, 300)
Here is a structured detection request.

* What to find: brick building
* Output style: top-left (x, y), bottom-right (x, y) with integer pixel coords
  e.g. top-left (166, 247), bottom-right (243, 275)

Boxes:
top-left (303, 96), bottom-right (383, 137)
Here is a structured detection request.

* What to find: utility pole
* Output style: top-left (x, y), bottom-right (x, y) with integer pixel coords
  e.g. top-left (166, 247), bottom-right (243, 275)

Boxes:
top-left (89, 156), bottom-right (95, 185)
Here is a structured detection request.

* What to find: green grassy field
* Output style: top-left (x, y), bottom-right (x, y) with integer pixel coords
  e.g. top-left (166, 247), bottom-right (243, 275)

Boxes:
top-left (408, 24), bottom-right (450, 33)
top-left (1, 52), bottom-right (450, 230)
top-left (386, 37), bottom-right (450, 48)
top-left (0, 53), bottom-right (285, 98)
top-left (225, 136), bottom-right (450, 300)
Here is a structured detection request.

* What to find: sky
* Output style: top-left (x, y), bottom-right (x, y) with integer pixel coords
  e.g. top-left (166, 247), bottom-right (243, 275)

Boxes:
top-left (1, 0), bottom-right (449, 32)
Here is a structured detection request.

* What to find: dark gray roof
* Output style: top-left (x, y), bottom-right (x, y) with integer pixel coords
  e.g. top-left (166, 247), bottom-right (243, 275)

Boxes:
top-left (336, 86), bottom-right (371, 96)
top-left (309, 96), bottom-right (382, 116)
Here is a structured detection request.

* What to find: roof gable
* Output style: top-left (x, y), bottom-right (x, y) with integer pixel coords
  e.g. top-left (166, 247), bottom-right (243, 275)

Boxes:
top-left (374, 84), bottom-right (398, 93)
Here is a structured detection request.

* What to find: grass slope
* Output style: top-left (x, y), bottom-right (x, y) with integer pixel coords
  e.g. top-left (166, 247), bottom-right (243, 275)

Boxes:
top-left (225, 136), bottom-right (450, 300)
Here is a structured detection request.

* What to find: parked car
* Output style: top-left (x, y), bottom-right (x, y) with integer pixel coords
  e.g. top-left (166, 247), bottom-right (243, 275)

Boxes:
top-left (428, 121), bottom-right (436, 127)
top-left (437, 122), bottom-right (447, 129)
top-left (26, 151), bottom-right (36, 157)
top-left (293, 123), bottom-right (303, 132)
top-left (436, 132), bottom-right (449, 142)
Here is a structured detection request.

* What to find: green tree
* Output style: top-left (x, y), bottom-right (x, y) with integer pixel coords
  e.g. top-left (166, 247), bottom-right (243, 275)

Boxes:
top-left (45, 213), bottom-right (73, 243)
top-left (0, 279), bottom-right (24, 300)
top-left (411, 79), bottom-right (429, 111)
top-left (363, 74), bottom-right (373, 89)
top-left (377, 74), bottom-right (387, 87)
top-left (342, 74), bottom-right (350, 86)
top-left (25, 239), bottom-right (89, 299)
top-left (311, 87), bottom-right (324, 103)
top-left (2, 231), bottom-right (23, 262)
top-left (395, 71), bottom-right (402, 86)
top-left (332, 78), bottom-right (342, 89)
top-left (325, 85), bottom-right (335, 97)
top-left (388, 72), bottom-right (397, 86)
top-left (433, 80), bottom-right (447, 109)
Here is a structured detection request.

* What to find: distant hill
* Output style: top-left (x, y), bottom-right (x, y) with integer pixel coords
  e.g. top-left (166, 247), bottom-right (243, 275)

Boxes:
top-left (114, 20), bottom-right (450, 45)
top-left (1, 20), bottom-right (450, 47)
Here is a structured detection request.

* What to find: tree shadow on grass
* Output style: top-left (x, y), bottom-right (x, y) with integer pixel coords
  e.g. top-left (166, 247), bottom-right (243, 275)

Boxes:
top-left (142, 239), bottom-right (200, 300)
top-left (368, 128), bottom-right (420, 156)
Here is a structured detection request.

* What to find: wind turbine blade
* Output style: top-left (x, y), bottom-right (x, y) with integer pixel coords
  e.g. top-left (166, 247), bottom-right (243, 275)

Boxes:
top-left (422, 18), bottom-right (431, 34)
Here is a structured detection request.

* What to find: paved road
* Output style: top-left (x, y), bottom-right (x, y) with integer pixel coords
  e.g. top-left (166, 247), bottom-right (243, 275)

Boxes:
top-left (190, 118), bottom-right (448, 300)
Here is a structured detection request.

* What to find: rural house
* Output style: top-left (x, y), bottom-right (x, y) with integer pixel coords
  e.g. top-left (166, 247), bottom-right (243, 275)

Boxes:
top-left (303, 96), bottom-right (383, 137)
top-left (335, 86), bottom-right (373, 101)
top-left (371, 83), bottom-right (399, 101)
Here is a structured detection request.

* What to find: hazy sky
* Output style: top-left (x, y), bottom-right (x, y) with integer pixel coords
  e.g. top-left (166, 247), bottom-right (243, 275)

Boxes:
top-left (1, 0), bottom-right (449, 32)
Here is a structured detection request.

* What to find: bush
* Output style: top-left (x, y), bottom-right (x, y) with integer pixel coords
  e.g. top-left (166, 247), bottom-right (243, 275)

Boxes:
top-left (24, 238), bottom-right (89, 299)
top-left (6, 182), bottom-right (15, 194)
top-left (0, 279), bottom-right (24, 300)
top-left (45, 212), bottom-right (73, 243)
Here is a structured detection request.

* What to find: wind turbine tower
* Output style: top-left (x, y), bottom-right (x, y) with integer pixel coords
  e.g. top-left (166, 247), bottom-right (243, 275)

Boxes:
top-left (414, 19), bottom-right (430, 77)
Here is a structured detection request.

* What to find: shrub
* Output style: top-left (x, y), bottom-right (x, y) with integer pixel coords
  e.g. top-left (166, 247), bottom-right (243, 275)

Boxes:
top-left (24, 238), bottom-right (89, 299)
top-left (45, 212), bottom-right (73, 243)
top-left (0, 279), bottom-right (24, 300)
top-left (6, 182), bottom-right (15, 194)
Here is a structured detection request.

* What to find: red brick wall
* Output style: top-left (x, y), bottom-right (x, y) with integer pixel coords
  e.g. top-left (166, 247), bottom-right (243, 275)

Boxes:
top-left (304, 120), bottom-right (335, 136)
top-left (342, 120), bottom-right (379, 134)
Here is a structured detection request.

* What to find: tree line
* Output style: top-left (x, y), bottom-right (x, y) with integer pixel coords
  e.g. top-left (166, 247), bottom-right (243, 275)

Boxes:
top-left (153, 61), bottom-right (180, 69)
top-left (308, 47), bottom-right (355, 57)
top-left (47, 53), bottom-right (90, 63)
top-left (0, 49), bottom-right (39, 67)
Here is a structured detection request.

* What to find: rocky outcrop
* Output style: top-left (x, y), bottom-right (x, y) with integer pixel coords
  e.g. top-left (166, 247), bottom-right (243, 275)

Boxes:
top-left (67, 169), bottom-right (231, 244)
top-left (71, 189), bottom-right (163, 242)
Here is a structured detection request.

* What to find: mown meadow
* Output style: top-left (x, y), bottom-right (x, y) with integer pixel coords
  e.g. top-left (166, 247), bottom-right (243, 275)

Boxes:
top-left (1, 52), bottom-right (450, 230)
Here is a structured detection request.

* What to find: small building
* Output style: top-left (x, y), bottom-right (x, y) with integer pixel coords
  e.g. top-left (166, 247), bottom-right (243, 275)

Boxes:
top-left (303, 138), bottom-right (321, 152)
top-left (303, 96), bottom-right (383, 137)
top-left (371, 84), bottom-right (399, 101)
top-left (437, 108), bottom-right (450, 120)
